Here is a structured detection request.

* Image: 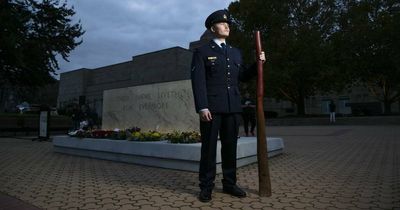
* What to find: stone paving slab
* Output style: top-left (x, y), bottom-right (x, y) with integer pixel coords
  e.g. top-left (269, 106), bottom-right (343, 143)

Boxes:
top-left (0, 126), bottom-right (399, 209)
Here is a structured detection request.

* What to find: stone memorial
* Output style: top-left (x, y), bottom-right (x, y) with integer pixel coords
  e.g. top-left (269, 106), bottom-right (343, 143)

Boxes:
top-left (54, 79), bottom-right (285, 172)
top-left (53, 136), bottom-right (284, 173)
top-left (102, 80), bottom-right (199, 132)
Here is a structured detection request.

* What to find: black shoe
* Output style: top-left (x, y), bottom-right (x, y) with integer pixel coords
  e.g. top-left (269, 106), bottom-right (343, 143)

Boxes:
top-left (198, 189), bottom-right (212, 202)
top-left (223, 185), bottom-right (247, 198)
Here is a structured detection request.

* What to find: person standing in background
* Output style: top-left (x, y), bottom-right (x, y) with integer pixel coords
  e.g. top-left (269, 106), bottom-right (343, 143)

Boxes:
top-left (329, 101), bottom-right (336, 123)
top-left (241, 92), bottom-right (256, 136)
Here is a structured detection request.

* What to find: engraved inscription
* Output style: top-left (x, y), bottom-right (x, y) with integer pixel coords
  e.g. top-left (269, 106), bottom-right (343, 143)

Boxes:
top-left (102, 80), bottom-right (198, 132)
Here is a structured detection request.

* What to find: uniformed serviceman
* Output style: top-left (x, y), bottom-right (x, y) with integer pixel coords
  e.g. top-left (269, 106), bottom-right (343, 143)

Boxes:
top-left (191, 9), bottom-right (266, 202)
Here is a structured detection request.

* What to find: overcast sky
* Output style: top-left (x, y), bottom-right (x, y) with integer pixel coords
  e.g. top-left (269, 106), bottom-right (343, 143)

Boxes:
top-left (56, 0), bottom-right (233, 76)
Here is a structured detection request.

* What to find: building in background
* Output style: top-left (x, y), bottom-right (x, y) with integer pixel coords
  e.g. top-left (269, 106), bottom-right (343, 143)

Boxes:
top-left (1, 82), bottom-right (59, 113)
top-left (57, 33), bottom-right (399, 119)
top-left (58, 47), bottom-right (192, 117)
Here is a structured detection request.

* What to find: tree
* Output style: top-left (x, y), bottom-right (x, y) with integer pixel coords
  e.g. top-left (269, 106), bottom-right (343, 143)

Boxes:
top-left (0, 0), bottom-right (84, 87)
top-left (228, 0), bottom-right (341, 115)
top-left (336, 0), bottom-right (400, 114)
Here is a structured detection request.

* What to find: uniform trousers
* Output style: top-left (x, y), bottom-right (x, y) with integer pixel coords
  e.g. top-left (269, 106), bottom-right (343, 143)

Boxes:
top-left (199, 113), bottom-right (240, 190)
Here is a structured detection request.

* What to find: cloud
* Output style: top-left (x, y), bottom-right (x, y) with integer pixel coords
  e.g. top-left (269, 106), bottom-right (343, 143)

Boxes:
top-left (56, 0), bottom-right (233, 76)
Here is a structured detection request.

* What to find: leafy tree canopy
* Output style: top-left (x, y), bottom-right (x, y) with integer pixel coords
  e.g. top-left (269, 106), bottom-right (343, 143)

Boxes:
top-left (335, 0), bottom-right (400, 113)
top-left (0, 0), bottom-right (84, 87)
top-left (229, 0), bottom-right (340, 115)
top-left (228, 0), bottom-right (400, 114)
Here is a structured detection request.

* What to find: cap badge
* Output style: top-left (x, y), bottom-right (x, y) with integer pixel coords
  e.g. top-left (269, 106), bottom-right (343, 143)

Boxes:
top-left (223, 14), bottom-right (227, 19)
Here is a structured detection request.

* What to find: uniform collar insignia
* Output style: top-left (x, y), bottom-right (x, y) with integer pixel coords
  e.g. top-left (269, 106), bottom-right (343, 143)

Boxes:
top-left (210, 40), bottom-right (228, 55)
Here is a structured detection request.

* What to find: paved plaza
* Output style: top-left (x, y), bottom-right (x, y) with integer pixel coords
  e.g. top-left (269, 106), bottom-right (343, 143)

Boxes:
top-left (0, 126), bottom-right (399, 209)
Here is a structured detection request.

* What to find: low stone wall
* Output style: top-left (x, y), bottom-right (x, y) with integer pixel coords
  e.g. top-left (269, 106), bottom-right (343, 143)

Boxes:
top-left (0, 114), bottom-right (72, 136)
top-left (53, 136), bottom-right (284, 173)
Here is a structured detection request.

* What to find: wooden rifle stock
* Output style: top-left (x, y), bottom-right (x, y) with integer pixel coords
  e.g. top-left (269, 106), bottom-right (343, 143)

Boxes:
top-left (255, 30), bottom-right (272, 197)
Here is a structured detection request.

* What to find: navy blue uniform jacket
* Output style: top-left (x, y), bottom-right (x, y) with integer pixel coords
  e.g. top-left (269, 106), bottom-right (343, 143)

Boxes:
top-left (191, 41), bottom-right (256, 113)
